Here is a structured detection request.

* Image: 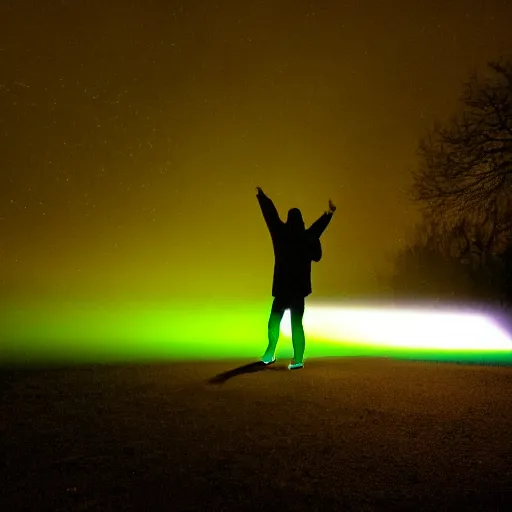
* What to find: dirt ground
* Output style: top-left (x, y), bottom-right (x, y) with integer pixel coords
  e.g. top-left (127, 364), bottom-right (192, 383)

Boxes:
top-left (2, 357), bottom-right (512, 511)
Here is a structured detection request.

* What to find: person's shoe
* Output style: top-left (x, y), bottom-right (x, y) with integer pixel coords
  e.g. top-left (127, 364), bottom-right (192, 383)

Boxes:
top-left (288, 361), bottom-right (304, 370)
top-left (261, 357), bottom-right (276, 365)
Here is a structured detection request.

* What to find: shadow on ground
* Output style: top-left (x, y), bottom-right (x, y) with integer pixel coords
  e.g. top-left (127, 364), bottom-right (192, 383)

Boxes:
top-left (208, 361), bottom-right (285, 384)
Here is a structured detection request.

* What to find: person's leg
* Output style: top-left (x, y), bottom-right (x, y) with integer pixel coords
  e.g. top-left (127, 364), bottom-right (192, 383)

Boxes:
top-left (290, 297), bottom-right (306, 365)
top-left (261, 297), bottom-right (286, 363)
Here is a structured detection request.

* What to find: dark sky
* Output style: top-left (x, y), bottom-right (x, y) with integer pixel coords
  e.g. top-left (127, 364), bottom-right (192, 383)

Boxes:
top-left (1, 0), bottom-right (512, 303)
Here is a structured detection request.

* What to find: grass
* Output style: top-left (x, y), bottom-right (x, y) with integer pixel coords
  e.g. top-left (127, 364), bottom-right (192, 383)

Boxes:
top-left (2, 356), bottom-right (512, 510)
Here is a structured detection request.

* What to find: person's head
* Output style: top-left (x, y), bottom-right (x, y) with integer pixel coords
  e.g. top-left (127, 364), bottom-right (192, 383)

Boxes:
top-left (286, 208), bottom-right (305, 233)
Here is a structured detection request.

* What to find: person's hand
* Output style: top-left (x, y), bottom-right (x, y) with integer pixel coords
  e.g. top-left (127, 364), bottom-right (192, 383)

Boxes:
top-left (328, 199), bottom-right (336, 213)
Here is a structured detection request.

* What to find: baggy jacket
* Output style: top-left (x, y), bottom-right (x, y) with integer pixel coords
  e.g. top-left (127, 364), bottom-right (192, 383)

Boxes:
top-left (257, 191), bottom-right (333, 298)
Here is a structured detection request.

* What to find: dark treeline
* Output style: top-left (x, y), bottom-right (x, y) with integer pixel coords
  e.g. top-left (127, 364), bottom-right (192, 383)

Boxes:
top-left (390, 56), bottom-right (512, 312)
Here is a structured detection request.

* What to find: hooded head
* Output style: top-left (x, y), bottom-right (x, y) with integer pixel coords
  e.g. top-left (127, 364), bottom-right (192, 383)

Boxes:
top-left (286, 208), bottom-right (305, 233)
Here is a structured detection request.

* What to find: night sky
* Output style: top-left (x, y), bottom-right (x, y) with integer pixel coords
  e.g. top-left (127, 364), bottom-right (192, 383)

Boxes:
top-left (2, 0), bottom-right (512, 304)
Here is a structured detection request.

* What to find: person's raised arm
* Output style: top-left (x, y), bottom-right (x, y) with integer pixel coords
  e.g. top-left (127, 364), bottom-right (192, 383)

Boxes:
top-left (308, 199), bottom-right (336, 239)
top-left (256, 187), bottom-right (282, 234)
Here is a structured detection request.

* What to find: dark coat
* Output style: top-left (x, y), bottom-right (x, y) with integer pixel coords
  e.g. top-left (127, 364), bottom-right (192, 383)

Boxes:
top-left (257, 191), bottom-right (333, 298)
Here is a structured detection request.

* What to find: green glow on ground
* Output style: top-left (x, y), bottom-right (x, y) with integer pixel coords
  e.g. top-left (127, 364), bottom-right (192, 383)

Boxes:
top-left (1, 299), bottom-right (511, 366)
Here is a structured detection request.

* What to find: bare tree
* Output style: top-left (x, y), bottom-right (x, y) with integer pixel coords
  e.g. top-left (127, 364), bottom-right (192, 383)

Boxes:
top-left (389, 218), bottom-right (463, 299)
top-left (413, 58), bottom-right (512, 255)
top-left (389, 215), bottom-right (507, 304)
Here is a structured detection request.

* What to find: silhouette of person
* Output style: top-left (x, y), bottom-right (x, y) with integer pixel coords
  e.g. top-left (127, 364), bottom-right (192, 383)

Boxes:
top-left (256, 187), bottom-right (335, 370)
